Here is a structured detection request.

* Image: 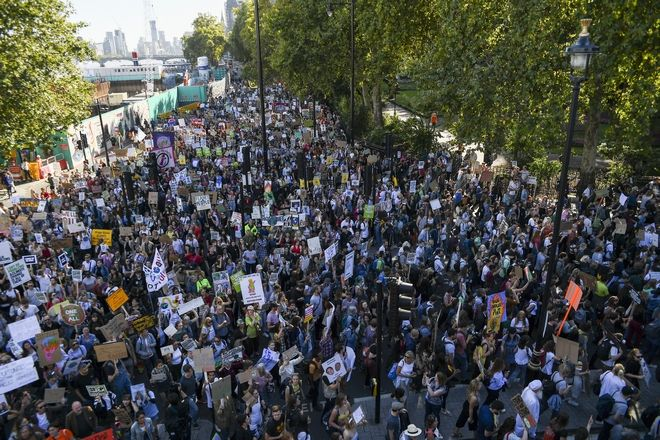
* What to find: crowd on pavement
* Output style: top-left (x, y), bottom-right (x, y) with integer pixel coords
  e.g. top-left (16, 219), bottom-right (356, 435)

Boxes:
top-left (0, 77), bottom-right (658, 440)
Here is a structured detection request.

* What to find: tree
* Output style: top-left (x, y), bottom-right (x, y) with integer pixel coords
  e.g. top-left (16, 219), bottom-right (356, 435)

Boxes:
top-left (182, 14), bottom-right (227, 65)
top-left (411, 0), bottom-right (659, 181)
top-left (0, 0), bottom-right (94, 157)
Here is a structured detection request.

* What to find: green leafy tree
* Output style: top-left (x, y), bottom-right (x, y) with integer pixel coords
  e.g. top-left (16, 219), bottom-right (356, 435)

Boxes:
top-left (0, 0), bottom-right (94, 157)
top-left (411, 0), bottom-right (659, 183)
top-left (182, 14), bottom-right (227, 65)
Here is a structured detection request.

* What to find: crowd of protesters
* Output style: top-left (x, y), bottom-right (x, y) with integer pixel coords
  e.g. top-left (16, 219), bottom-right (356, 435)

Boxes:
top-left (0, 76), bottom-right (658, 440)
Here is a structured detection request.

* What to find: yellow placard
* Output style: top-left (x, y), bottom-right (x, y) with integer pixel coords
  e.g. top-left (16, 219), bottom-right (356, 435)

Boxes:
top-left (341, 173), bottom-right (348, 184)
top-left (299, 179), bottom-right (306, 189)
top-left (106, 288), bottom-right (128, 312)
top-left (91, 229), bottom-right (113, 246)
top-left (178, 102), bottom-right (200, 113)
top-left (48, 300), bottom-right (70, 317)
top-left (178, 154), bottom-right (186, 165)
top-left (313, 176), bottom-right (321, 186)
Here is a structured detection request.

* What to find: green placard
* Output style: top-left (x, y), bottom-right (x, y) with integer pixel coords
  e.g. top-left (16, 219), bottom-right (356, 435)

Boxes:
top-left (363, 204), bottom-right (374, 219)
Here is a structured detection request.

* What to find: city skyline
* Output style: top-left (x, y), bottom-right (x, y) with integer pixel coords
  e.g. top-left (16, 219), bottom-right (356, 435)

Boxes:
top-left (70, 0), bottom-right (241, 56)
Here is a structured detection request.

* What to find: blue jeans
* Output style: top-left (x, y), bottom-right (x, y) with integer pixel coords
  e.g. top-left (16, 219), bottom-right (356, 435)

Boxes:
top-left (509, 364), bottom-right (527, 384)
top-left (187, 396), bottom-right (199, 423)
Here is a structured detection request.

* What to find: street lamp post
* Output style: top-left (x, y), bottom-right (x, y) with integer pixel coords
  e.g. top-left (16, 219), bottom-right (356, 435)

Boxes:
top-left (95, 99), bottom-right (111, 166)
top-left (536, 19), bottom-right (599, 339)
top-left (254, 0), bottom-right (269, 176)
top-left (327, 0), bottom-right (355, 149)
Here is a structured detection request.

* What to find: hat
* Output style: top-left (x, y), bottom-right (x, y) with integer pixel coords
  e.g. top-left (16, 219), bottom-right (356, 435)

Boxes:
top-left (528, 380), bottom-right (543, 392)
top-left (391, 401), bottom-right (405, 411)
top-left (256, 264), bottom-right (263, 270)
top-left (404, 424), bottom-right (422, 437)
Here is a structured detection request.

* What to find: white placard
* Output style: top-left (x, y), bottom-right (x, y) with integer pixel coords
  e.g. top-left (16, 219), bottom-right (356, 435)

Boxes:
top-left (195, 194), bottom-right (211, 211)
top-left (163, 325), bottom-right (177, 337)
top-left (21, 255), bottom-right (37, 265)
top-left (161, 345), bottom-right (174, 356)
top-left (95, 198), bottom-right (105, 208)
top-left (324, 242), bottom-right (338, 264)
top-left (176, 297), bottom-right (205, 316)
top-left (8, 315), bottom-right (41, 342)
top-left (67, 222), bottom-right (86, 234)
top-left (240, 273), bottom-right (266, 306)
top-left (0, 357), bottom-right (39, 394)
top-left (307, 237), bottom-right (322, 256)
top-left (321, 353), bottom-right (347, 383)
top-left (619, 193), bottom-right (628, 207)
top-left (4, 259), bottom-right (32, 288)
top-left (71, 270), bottom-right (83, 282)
top-left (143, 249), bottom-right (168, 292)
top-left (430, 199), bottom-right (441, 211)
top-left (0, 242), bottom-right (12, 265)
top-left (344, 251), bottom-right (355, 279)
top-left (37, 200), bottom-right (47, 212)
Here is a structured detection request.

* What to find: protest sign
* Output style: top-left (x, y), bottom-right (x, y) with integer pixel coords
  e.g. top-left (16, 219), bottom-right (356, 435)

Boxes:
top-left (62, 358), bottom-right (82, 376)
top-left (157, 293), bottom-right (184, 311)
top-left (237, 367), bottom-right (255, 384)
top-left (8, 315), bottom-right (41, 343)
top-left (307, 237), bottom-right (322, 255)
top-left (553, 335), bottom-right (580, 364)
top-left (148, 192), bottom-right (158, 204)
top-left (195, 194), bottom-right (211, 210)
top-left (95, 342), bottom-right (128, 362)
top-left (160, 345), bottom-right (174, 356)
top-left (324, 242), bottom-right (338, 263)
top-left (0, 242), bottom-right (11, 265)
top-left (106, 288), bottom-right (129, 312)
top-left (0, 357), bottom-right (39, 394)
top-left (614, 218), bottom-right (627, 235)
top-left (322, 353), bottom-right (347, 384)
top-left (211, 375), bottom-right (232, 403)
top-left (57, 252), bottom-right (68, 267)
top-left (91, 229), bottom-right (112, 245)
top-left (430, 199), bottom-right (441, 211)
top-left (35, 330), bottom-right (62, 366)
top-left (281, 346), bottom-right (300, 362)
top-left (119, 226), bottom-right (133, 237)
top-left (71, 270), bottom-right (83, 282)
top-left (240, 273), bottom-right (266, 306)
top-left (67, 222), bottom-right (86, 234)
top-left (32, 212), bottom-right (47, 221)
top-left (22, 255), bottom-right (37, 265)
top-left (4, 259), bottom-right (32, 288)
top-left (192, 347), bottom-right (215, 372)
top-left (363, 204), bottom-right (374, 219)
top-left (144, 249), bottom-right (167, 292)
top-left (82, 428), bottom-right (114, 440)
top-left (86, 385), bottom-right (108, 397)
top-left (221, 347), bottom-right (243, 366)
top-left (130, 383), bottom-right (147, 401)
top-left (99, 313), bottom-right (128, 340)
top-left (177, 297), bottom-right (205, 316)
top-left (131, 315), bottom-right (157, 332)
top-left (344, 251), bottom-right (354, 279)
top-left (304, 305), bottom-right (313, 323)
top-left (60, 304), bottom-right (85, 326)
top-left (486, 291), bottom-right (507, 333)
top-left (44, 387), bottom-right (66, 404)
top-left (163, 325), bottom-right (177, 338)
top-left (511, 394), bottom-right (537, 428)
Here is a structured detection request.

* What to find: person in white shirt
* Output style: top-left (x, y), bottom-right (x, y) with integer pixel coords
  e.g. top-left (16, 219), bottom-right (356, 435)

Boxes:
top-left (515, 380), bottom-right (542, 439)
top-left (599, 364), bottom-right (627, 397)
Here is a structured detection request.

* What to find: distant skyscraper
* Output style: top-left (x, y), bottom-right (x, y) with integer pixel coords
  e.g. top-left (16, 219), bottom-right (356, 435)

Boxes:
top-left (220, 0), bottom-right (241, 33)
top-left (113, 29), bottom-right (129, 56)
top-left (149, 20), bottom-right (158, 44)
top-left (103, 32), bottom-right (116, 55)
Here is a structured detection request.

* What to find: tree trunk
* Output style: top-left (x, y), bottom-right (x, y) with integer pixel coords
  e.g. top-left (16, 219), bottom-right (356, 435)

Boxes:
top-left (361, 83), bottom-right (370, 108)
top-left (372, 82), bottom-right (383, 128)
top-left (579, 75), bottom-right (601, 193)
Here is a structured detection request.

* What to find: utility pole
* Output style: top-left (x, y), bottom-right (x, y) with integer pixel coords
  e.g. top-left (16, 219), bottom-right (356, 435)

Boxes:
top-left (95, 100), bottom-right (111, 166)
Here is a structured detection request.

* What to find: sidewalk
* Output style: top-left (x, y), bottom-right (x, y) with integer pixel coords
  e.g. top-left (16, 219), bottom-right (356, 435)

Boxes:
top-left (350, 369), bottom-right (658, 440)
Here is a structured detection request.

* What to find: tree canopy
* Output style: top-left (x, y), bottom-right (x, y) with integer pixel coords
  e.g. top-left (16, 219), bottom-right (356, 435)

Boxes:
top-left (0, 0), bottom-right (94, 157)
top-left (182, 14), bottom-right (227, 65)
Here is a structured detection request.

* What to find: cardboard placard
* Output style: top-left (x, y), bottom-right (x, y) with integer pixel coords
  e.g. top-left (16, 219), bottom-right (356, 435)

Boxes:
top-left (237, 367), bottom-right (255, 384)
top-left (148, 192), bottom-right (158, 204)
top-left (106, 288), bottom-right (129, 312)
top-left (91, 229), bottom-right (112, 246)
top-left (36, 330), bottom-right (63, 366)
top-left (95, 342), bottom-right (128, 362)
top-left (211, 375), bottom-right (232, 403)
top-left (51, 238), bottom-right (73, 250)
top-left (192, 347), bottom-right (215, 372)
top-left (99, 313), bottom-right (128, 340)
top-left (131, 315), bottom-right (157, 332)
top-left (553, 335), bottom-right (580, 364)
top-left (44, 387), bottom-right (66, 404)
top-left (119, 226), bottom-right (133, 237)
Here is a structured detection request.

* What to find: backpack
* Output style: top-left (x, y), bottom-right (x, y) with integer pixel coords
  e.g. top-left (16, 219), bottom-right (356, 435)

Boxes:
top-left (595, 394), bottom-right (615, 421)
top-left (542, 378), bottom-right (557, 400)
top-left (596, 339), bottom-right (614, 360)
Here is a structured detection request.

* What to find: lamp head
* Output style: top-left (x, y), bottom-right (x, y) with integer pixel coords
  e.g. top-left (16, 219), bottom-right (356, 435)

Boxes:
top-left (565, 18), bottom-right (600, 73)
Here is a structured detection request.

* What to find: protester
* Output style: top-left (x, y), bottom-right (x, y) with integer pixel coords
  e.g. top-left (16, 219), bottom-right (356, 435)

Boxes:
top-left (0, 76), bottom-right (657, 440)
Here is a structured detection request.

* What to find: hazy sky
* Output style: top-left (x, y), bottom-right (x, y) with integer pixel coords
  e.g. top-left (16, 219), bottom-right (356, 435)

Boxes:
top-left (69, 0), bottom-right (224, 50)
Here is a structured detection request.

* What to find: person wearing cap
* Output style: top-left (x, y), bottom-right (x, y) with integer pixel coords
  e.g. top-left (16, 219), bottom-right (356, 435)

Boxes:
top-left (387, 401), bottom-right (405, 440)
top-left (514, 380), bottom-right (543, 439)
top-left (598, 386), bottom-right (638, 440)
